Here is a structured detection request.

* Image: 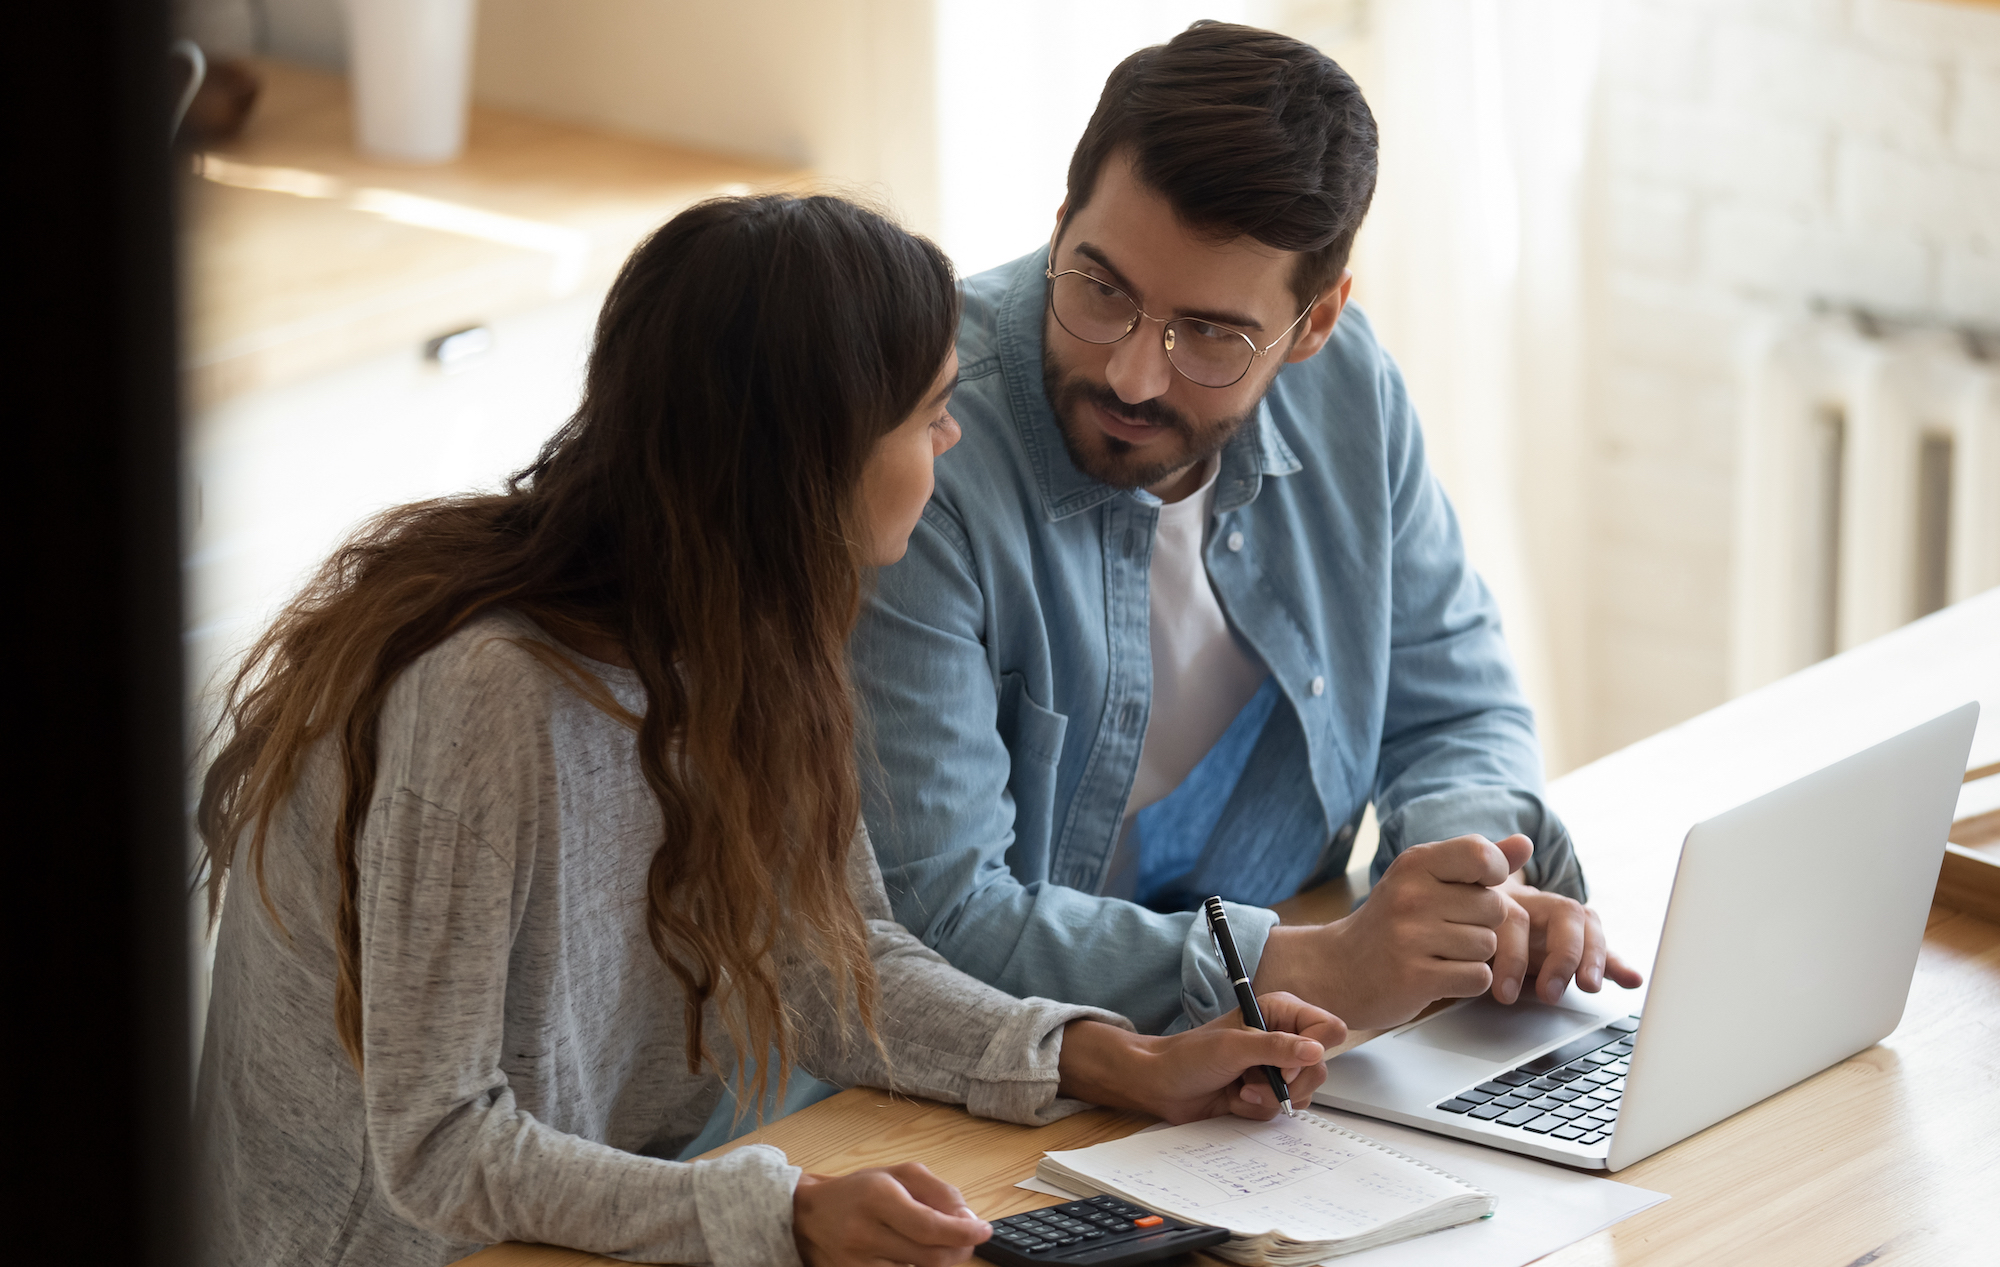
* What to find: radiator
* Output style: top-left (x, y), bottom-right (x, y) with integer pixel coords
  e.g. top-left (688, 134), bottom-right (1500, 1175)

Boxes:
top-left (1731, 312), bottom-right (2000, 694)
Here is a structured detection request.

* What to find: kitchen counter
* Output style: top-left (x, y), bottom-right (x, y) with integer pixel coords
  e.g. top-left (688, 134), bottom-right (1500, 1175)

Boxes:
top-left (182, 58), bottom-right (809, 407)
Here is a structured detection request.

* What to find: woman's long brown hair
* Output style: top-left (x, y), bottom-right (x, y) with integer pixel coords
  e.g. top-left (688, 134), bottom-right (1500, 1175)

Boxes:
top-left (195, 195), bottom-right (959, 1107)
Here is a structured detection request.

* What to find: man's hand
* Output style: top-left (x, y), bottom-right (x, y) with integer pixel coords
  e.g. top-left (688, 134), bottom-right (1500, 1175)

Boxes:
top-left (1056, 995), bottom-right (1345, 1124)
top-left (1254, 834), bottom-right (1532, 1030)
top-left (1489, 865), bottom-right (1645, 1005)
top-left (793, 1164), bottom-right (990, 1267)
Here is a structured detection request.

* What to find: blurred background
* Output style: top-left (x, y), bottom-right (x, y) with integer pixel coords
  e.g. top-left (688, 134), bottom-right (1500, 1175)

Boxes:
top-left (174, 0), bottom-right (2000, 790)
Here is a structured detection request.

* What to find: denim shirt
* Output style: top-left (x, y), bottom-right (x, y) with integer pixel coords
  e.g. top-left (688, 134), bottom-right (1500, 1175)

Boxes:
top-left (852, 251), bottom-right (1586, 1035)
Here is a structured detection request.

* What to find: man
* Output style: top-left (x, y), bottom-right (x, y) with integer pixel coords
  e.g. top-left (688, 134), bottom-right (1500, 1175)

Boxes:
top-left (853, 22), bottom-right (1641, 1037)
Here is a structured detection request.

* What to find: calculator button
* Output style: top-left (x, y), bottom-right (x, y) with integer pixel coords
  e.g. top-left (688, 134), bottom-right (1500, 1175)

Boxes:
top-left (1133, 1216), bottom-right (1164, 1228)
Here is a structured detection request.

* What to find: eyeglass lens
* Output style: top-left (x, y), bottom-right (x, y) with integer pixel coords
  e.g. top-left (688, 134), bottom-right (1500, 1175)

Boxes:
top-left (1049, 271), bottom-right (1255, 388)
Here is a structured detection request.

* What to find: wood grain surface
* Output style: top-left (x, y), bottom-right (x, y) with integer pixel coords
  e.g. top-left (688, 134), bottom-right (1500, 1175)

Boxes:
top-left (458, 592), bottom-right (2000, 1266)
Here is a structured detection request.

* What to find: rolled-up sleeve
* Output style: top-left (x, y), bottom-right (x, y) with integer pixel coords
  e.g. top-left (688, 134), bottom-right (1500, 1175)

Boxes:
top-left (794, 835), bottom-right (1135, 1125)
top-left (1367, 357), bottom-right (1580, 898)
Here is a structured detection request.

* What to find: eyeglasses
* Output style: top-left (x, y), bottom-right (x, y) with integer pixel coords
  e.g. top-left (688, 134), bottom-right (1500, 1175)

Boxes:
top-left (1044, 228), bottom-right (1321, 389)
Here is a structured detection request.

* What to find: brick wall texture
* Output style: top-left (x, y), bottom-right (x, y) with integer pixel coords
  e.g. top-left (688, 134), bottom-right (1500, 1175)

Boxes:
top-left (1585, 0), bottom-right (2000, 756)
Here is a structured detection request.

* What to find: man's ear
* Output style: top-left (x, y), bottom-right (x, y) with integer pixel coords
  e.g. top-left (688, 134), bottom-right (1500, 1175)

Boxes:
top-left (1284, 270), bottom-right (1353, 363)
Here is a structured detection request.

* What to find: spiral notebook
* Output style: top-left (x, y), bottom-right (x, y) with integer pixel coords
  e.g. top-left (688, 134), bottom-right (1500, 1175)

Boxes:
top-left (1036, 1113), bottom-right (1497, 1265)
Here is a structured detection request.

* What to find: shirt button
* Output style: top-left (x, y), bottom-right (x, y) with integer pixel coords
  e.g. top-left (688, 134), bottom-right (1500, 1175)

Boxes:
top-left (1310, 676), bottom-right (1326, 697)
top-left (1226, 531), bottom-right (1245, 552)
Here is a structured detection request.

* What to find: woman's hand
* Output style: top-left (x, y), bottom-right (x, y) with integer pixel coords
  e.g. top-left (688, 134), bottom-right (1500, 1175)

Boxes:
top-left (793, 1163), bottom-right (991, 1267)
top-left (1057, 993), bottom-right (1346, 1125)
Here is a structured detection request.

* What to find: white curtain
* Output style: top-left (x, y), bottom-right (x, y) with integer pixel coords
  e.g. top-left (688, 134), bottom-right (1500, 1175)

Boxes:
top-left (1347, 0), bottom-right (1601, 774)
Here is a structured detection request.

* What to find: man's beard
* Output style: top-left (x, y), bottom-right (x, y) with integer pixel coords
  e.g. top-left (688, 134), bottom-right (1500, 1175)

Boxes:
top-left (1040, 343), bottom-right (1262, 492)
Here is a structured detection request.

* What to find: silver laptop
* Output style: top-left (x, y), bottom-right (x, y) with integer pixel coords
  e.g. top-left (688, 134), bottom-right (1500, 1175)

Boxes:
top-left (1313, 702), bottom-right (1978, 1171)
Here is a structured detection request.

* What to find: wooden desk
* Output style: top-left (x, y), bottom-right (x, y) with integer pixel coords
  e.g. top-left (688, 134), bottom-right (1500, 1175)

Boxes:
top-left (467, 590), bottom-right (2000, 1266)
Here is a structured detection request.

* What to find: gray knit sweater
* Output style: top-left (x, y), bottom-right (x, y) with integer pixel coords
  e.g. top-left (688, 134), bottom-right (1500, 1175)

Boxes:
top-left (194, 612), bottom-right (1125, 1266)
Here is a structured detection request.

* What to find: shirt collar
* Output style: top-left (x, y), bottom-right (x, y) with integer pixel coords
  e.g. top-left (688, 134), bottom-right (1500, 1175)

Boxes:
top-left (996, 253), bottom-right (1302, 524)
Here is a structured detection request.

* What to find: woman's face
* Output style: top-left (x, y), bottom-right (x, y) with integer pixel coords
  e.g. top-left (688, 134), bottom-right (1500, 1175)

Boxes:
top-left (860, 351), bottom-right (961, 565)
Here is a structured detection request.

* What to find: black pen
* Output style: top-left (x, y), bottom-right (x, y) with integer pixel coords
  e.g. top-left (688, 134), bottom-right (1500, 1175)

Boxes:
top-left (1202, 896), bottom-right (1295, 1117)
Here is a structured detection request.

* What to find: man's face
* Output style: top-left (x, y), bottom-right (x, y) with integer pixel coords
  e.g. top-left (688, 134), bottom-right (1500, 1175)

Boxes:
top-left (1041, 152), bottom-right (1345, 496)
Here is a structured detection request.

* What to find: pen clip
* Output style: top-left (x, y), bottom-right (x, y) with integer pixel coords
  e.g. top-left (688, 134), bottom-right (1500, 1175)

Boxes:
top-left (1202, 895), bottom-right (1225, 954)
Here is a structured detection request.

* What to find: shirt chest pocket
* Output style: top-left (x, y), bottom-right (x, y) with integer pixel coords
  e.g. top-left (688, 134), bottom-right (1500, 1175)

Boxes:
top-left (996, 672), bottom-right (1068, 874)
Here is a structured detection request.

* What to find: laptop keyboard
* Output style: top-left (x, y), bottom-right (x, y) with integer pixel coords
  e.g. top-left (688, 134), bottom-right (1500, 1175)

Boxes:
top-left (1434, 1014), bottom-right (1639, 1148)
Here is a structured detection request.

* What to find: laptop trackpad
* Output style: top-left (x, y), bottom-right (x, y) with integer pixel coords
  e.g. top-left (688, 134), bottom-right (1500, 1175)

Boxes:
top-left (1401, 996), bottom-right (1602, 1063)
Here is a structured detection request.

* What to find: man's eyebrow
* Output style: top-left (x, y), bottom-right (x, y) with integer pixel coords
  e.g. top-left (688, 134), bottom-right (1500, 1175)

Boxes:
top-left (1070, 240), bottom-right (1265, 332)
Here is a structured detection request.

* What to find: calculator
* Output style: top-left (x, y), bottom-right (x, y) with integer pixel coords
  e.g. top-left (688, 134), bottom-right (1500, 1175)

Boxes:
top-left (973, 1195), bottom-right (1229, 1266)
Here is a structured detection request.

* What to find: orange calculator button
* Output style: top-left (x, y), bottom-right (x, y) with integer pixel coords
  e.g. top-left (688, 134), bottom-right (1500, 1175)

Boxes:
top-left (1132, 1216), bottom-right (1164, 1228)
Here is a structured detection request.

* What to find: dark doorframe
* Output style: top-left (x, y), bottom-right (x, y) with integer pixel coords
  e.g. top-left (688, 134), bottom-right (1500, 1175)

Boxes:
top-left (17, 1), bottom-right (190, 1261)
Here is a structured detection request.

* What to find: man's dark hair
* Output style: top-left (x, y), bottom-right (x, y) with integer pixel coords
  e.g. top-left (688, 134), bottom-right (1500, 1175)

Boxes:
top-left (1065, 21), bottom-right (1378, 307)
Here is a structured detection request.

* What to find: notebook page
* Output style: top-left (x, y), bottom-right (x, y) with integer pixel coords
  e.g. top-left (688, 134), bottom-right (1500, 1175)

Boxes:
top-left (1045, 1115), bottom-right (1480, 1242)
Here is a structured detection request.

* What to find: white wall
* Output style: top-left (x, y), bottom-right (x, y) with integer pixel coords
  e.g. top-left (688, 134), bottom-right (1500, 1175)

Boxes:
top-left (933, 0), bottom-right (1253, 276)
top-left (473, 0), bottom-right (941, 236)
top-left (1586, 0), bottom-right (2000, 756)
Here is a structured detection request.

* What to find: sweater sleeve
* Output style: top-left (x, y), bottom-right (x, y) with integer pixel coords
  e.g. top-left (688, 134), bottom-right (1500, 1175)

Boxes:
top-left (788, 828), bottom-right (1133, 1125)
top-left (352, 666), bottom-right (803, 1266)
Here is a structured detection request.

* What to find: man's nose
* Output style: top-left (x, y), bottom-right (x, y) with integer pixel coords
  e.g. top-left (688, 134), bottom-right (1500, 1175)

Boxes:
top-left (1104, 320), bottom-right (1174, 405)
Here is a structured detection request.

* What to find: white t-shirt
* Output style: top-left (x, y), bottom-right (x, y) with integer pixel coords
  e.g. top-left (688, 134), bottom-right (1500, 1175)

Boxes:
top-left (1101, 460), bottom-right (1268, 898)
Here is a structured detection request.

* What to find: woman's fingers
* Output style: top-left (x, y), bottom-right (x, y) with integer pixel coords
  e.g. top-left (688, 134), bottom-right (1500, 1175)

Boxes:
top-left (1250, 991), bottom-right (1348, 1050)
top-left (885, 1162), bottom-right (972, 1218)
top-left (794, 1168), bottom-right (990, 1267)
top-left (869, 1222), bottom-right (986, 1267)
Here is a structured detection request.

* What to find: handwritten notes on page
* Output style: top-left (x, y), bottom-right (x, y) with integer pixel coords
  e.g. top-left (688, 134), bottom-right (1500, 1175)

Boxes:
top-left (1038, 1113), bottom-right (1494, 1264)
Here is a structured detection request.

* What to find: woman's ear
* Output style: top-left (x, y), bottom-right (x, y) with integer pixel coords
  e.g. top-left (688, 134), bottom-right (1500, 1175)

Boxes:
top-left (1284, 270), bottom-right (1353, 363)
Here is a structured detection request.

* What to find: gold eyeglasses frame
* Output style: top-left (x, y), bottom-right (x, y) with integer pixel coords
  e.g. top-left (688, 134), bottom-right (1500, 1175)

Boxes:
top-left (1042, 220), bottom-right (1322, 389)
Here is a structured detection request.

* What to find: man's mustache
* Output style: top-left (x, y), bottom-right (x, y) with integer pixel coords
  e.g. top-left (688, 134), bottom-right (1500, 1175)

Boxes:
top-left (1057, 375), bottom-right (1196, 436)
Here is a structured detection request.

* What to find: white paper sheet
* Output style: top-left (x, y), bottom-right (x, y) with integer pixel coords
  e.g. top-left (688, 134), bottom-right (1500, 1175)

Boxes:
top-left (1015, 1110), bottom-right (1666, 1266)
top-left (1044, 1114), bottom-right (1489, 1242)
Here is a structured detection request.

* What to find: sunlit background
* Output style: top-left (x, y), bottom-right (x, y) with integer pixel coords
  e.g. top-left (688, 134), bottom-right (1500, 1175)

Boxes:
top-left (175, 0), bottom-right (1999, 878)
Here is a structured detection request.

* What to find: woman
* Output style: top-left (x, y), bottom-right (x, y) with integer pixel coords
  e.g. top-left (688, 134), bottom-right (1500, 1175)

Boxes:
top-left (194, 194), bottom-right (1341, 1267)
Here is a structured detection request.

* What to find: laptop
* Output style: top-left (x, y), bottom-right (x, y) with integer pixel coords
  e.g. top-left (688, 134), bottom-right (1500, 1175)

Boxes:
top-left (1312, 702), bottom-right (1979, 1171)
